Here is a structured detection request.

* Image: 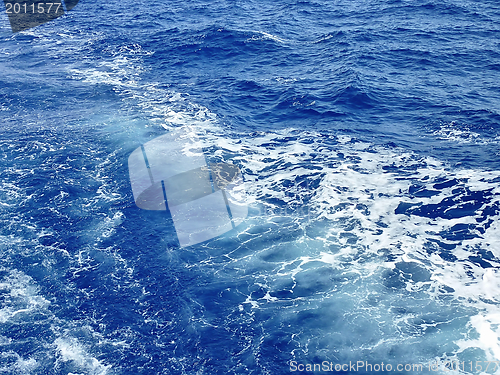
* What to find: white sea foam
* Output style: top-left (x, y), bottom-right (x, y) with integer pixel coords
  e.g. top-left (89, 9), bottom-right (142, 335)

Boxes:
top-left (0, 351), bottom-right (38, 374)
top-left (0, 267), bottom-right (117, 374)
top-left (55, 337), bottom-right (112, 375)
top-left (246, 30), bottom-right (287, 44)
top-left (434, 122), bottom-right (500, 145)
top-left (60, 40), bottom-right (500, 370)
top-left (0, 269), bottom-right (50, 324)
top-left (68, 55), bottom-right (144, 88)
top-left (455, 311), bottom-right (500, 362)
top-left (208, 129), bottom-right (500, 366)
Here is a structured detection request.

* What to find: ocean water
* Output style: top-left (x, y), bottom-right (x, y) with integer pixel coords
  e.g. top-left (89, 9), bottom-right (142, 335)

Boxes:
top-left (1, 0), bottom-right (500, 374)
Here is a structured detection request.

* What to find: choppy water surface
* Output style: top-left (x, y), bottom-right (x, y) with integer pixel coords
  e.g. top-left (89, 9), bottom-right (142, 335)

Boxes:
top-left (1, 0), bottom-right (500, 374)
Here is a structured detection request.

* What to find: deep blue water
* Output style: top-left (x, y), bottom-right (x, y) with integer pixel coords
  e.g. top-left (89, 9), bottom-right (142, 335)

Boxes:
top-left (1, 0), bottom-right (500, 374)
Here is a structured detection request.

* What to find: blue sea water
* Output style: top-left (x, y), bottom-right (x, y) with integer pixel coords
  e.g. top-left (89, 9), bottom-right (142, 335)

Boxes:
top-left (1, 0), bottom-right (500, 374)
